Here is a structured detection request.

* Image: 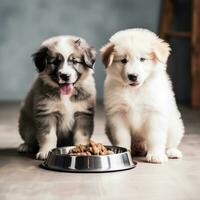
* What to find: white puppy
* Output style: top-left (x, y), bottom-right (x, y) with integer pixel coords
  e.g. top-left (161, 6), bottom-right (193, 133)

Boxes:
top-left (101, 28), bottom-right (184, 163)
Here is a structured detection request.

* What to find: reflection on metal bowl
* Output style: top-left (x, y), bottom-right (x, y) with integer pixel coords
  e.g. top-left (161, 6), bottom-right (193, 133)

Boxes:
top-left (41, 146), bottom-right (137, 173)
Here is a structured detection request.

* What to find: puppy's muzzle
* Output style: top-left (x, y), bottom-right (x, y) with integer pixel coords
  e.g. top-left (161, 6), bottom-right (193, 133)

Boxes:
top-left (128, 73), bottom-right (140, 86)
top-left (128, 74), bottom-right (138, 82)
top-left (128, 74), bottom-right (140, 86)
top-left (59, 72), bottom-right (71, 82)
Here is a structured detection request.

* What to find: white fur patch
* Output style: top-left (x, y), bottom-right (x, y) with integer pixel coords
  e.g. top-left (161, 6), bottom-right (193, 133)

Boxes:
top-left (166, 148), bottom-right (183, 159)
top-left (36, 125), bottom-right (57, 160)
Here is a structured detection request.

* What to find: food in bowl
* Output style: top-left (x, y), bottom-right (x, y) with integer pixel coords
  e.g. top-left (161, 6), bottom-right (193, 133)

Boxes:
top-left (68, 140), bottom-right (114, 156)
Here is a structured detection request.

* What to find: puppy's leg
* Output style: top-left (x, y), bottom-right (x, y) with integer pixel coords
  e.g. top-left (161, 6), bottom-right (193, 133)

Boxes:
top-left (106, 115), bottom-right (131, 150)
top-left (145, 114), bottom-right (168, 163)
top-left (73, 111), bottom-right (94, 145)
top-left (18, 111), bottom-right (37, 153)
top-left (36, 126), bottom-right (57, 160)
top-left (131, 136), bottom-right (147, 156)
top-left (35, 116), bottom-right (57, 160)
top-left (18, 143), bottom-right (34, 153)
top-left (166, 114), bottom-right (184, 159)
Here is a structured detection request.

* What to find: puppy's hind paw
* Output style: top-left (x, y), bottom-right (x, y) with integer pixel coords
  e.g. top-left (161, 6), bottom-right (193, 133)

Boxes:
top-left (36, 151), bottom-right (50, 160)
top-left (18, 143), bottom-right (33, 153)
top-left (166, 148), bottom-right (182, 159)
top-left (146, 152), bottom-right (168, 164)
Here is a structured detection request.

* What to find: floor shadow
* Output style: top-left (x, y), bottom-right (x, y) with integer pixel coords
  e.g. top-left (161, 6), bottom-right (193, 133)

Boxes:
top-left (0, 147), bottom-right (149, 170)
top-left (0, 147), bottom-right (41, 168)
top-left (0, 147), bottom-right (35, 159)
top-left (132, 156), bottom-right (148, 164)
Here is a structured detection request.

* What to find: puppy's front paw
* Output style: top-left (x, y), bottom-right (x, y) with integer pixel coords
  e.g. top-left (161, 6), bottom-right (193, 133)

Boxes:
top-left (18, 143), bottom-right (33, 153)
top-left (36, 150), bottom-right (50, 160)
top-left (166, 148), bottom-right (182, 159)
top-left (132, 142), bottom-right (147, 156)
top-left (146, 151), bottom-right (168, 164)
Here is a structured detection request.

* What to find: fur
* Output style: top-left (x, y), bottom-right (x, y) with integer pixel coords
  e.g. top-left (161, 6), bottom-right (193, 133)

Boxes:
top-left (101, 28), bottom-right (184, 163)
top-left (18, 36), bottom-right (96, 160)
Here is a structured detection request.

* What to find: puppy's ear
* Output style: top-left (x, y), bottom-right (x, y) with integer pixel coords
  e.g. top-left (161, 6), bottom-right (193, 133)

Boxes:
top-left (32, 47), bottom-right (49, 72)
top-left (100, 42), bottom-right (115, 68)
top-left (83, 47), bottom-right (96, 69)
top-left (153, 39), bottom-right (171, 64)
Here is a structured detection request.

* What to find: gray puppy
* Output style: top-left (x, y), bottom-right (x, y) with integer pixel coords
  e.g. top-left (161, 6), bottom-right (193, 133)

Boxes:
top-left (18, 36), bottom-right (96, 160)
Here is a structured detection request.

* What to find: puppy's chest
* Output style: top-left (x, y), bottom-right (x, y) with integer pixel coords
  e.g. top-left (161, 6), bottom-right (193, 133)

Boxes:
top-left (115, 91), bottom-right (151, 131)
top-left (47, 95), bottom-right (89, 131)
top-left (58, 97), bottom-right (75, 131)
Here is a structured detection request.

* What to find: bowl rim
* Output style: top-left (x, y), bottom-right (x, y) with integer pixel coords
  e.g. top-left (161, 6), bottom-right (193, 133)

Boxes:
top-left (40, 161), bottom-right (137, 173)
top-left (48, 145), bottom-right (131, 158)
top-left (42, 146), bottom-right (137, 173)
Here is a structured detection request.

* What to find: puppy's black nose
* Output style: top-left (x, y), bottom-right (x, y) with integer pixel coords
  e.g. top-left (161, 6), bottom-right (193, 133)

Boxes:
top-left (59, 73), bottom-right (70, 82)
top-left (128, 74), bottom-right (138, 82)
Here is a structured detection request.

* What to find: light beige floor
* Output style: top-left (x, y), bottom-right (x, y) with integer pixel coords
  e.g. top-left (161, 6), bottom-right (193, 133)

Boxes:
top-left (0, 102), bottom-right (200, 200)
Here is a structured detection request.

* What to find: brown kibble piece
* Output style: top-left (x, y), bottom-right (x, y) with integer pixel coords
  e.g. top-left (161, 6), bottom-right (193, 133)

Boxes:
top-left (89, 140), bottom-right (95, 146)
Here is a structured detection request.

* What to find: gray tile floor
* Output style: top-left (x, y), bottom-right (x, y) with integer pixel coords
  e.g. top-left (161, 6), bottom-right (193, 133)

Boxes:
top-left (0, 102), bottom-right (200, 200)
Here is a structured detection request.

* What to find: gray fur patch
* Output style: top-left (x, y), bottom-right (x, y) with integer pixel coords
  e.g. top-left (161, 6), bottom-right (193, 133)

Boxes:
top-left (73, 111), bottom-right (94, 139)
top-left (70, 86), bottom-right (91, 102)
top-left (18, 76), bottom-right (95, 152)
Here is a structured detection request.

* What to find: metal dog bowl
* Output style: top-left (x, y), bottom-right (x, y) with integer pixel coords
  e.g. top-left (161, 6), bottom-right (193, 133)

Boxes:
top-left (41, 146), bottom-right (136, 172)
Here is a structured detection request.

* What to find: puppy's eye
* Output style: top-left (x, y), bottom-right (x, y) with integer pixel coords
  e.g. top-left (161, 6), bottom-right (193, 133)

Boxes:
top-left (121, 58), bottom-right (128, 64)
top-left (49, 58), bottom-right (61, 66)
top-left (53, 59), bottom-right (61, 66)
top-left (72, 59), bottom-right (78, 65)
top-left (71, 58), bottom-right (84, 65)
top-left (140, 57), bottom-right (146, 62)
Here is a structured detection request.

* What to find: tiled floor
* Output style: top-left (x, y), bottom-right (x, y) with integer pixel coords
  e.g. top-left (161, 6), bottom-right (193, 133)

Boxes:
top-left (0, 102), bottom-right (200, 200)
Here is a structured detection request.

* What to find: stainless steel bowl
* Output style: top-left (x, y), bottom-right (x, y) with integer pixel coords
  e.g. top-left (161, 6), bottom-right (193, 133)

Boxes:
top-left (41, 146), bottom-right (137, 172)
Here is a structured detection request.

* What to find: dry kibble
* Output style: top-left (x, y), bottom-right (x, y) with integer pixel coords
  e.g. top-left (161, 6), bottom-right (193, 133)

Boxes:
top-left (79, 145), bottom-right (85, 152)
top-left (89, 147), bottom-right (93, 152)
top-left (107, 150), bottom-right (114, 155)
top-left (100, 151), bottom-right (106, 155)
top-left (86, 152), bottom-right (92, 156)
top-left (92, 146), bottom-right (99, 155)
top-left (68, 140), bottom-right (114, 156)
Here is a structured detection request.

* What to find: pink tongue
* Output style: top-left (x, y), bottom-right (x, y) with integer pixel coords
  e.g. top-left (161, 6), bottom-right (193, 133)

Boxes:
top-left (60, 84), bottom-right (73, 95)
